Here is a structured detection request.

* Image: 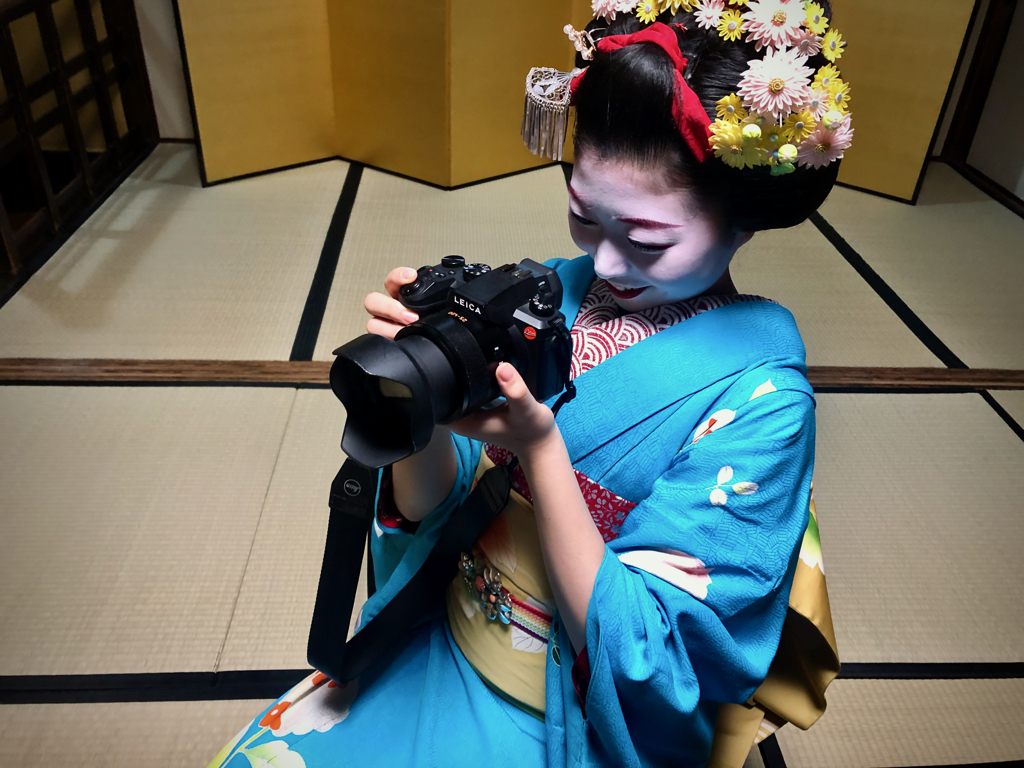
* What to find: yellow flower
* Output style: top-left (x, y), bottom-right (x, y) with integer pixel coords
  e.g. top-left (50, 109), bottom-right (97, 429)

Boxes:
top-left (711, 119), bottom-right (765, 169)
top-left (718, 9), bottom-right (744, 41)
top-left (782, 110), bottom-right (817, 143)
top-left (716, 93), bottom-right (747, 123)
top-left (805, 2), bottom-right (828, 35)
top-left (742, 112), bottom-right (774, 129)
top-left (813, 64), bottom-right (841, 90)
top-left (727, 0), bottom-right (748, 5)
top-left (636, 1), bottom-right (660, 23)
top-left (822, 28), bottom-right (845, 63)
top-left (828, 80), bottom-right (851, 113)
top-left (759, 124), bottom-right (785, 154)
top-left (659, 0), bottom-right (696, 11)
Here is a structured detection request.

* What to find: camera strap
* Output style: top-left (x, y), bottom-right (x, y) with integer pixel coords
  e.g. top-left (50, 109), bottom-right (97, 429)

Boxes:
top-left (307, 456), bottom-right (513, 685)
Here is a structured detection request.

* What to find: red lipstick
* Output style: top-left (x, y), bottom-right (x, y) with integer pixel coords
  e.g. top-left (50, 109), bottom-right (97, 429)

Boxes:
top-left (606, 283), bottom-right (649, 300)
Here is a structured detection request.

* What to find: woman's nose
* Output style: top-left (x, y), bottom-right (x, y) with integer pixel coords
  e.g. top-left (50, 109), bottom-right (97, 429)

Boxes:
top-left (592, 239), bottom-right (630, 280)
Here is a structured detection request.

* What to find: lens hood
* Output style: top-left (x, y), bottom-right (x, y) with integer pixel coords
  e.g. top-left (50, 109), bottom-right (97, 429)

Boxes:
top-left (331, 333), bottom-right (455, 468)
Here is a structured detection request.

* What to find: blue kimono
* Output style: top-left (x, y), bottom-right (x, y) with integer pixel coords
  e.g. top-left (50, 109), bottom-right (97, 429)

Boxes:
top-left (207, 256), bottom-right (814, 768)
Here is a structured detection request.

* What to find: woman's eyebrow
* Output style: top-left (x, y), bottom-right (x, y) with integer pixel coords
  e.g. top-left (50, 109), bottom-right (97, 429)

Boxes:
top-left (570, 185), bottom-right (682, 229)
top-left (615, 216), bottom-right (683, 230)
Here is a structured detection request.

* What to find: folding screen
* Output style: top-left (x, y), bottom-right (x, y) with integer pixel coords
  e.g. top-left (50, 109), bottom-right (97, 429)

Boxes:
top-left (832, 0), bottom-right (978, 201)
top-left (174, 0), bottom-right (335, 184)
top-left (176, 0), bottom-right (979, 198)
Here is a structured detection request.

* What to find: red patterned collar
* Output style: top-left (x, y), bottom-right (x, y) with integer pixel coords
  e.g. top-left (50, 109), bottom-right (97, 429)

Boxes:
top-left (570, 279), bottom-right (774, 379)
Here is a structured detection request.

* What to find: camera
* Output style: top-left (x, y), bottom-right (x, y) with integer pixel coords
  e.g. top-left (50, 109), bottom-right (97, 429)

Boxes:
top-left (331, 256), bottom-right (574, 468)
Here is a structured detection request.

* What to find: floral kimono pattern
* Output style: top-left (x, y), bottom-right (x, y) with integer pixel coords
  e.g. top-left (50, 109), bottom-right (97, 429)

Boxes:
top-left (210, 255), bottom-right (817, 768)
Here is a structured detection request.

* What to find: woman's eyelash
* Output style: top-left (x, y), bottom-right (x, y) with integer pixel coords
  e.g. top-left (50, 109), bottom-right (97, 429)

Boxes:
top-left (629, 239), bottom-right (670, 254)
top-left (570, 210), bottom-right (668, 253)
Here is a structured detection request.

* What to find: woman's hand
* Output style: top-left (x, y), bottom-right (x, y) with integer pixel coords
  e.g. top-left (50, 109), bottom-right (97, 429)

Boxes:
top-left (363, 267), bottom-right (420, 339)
top-left (450, 363), bottom-right (560, 460)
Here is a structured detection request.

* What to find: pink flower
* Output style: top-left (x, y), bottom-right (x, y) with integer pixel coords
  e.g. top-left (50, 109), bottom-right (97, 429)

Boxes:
top-left (737, 46), bottom-right (814, 119)
top-left (803, 84), bottom-right (830, 119)
top-left (694, 0), bottom-right (726, 30)
top-left (592, 0), bottom-right (622, 19)
top-left (741, 0), bottom-right (803, 52)
top-left (797, 113), bottom-right (853, 168)
top-left (791, 28), bottom-right (822, 57)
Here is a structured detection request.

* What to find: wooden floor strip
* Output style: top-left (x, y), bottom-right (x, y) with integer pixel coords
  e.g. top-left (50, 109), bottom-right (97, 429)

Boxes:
top-left (1, 359), bottom-right (1024, 390)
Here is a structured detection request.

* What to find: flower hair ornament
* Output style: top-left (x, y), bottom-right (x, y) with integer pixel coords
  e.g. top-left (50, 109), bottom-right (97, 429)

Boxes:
top-left (522, 0), bottom-right (854, 175)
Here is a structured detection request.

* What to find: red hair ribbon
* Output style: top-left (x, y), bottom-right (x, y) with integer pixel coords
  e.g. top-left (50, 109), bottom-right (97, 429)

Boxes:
top-left (570, 22), bottom-right (713, 162)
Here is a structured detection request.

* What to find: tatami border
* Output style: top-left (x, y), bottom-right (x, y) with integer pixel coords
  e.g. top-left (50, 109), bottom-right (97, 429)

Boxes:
top-left (2, 359), bottom-right (1023, 391)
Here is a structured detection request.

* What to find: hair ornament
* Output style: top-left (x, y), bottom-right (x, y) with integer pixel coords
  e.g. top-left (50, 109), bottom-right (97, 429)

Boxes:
top-left (718, 9), bottom-right (744, 41)
top-left (564, 24), bottom-right (598, 60)
top-left (636, 2), bottom-right (661, 23)
top-left (661, 0), bottom-right (698, 12)
top-left (741, 0), bottom-right (803, 51)
top-left (592, 0), bottom-right (641, 21)
top-left (522, 67), bottom-right (585, 161)
top-left (522, 0), bottom-right (854, 172)
top-left (694, 0), bottom-right (725, 30)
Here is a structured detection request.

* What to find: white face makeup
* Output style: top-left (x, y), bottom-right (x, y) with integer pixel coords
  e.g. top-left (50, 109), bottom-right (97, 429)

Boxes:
top-left (567, 150), bottom-right (746, 311)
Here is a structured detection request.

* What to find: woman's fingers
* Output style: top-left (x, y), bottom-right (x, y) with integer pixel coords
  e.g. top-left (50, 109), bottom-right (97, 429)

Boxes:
top-left (496, 362), bottom-right (531, 405)
top-left (363, 268), bottom-right (420, 340)
top-left (384, 267), bottom-right (420, 300)
top-left (364, 291), bottom-right (419, 327)
top-left (366, 316), bottom-right (404, 340)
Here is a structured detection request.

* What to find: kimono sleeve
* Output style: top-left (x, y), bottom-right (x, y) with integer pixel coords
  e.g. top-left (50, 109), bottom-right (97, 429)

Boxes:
top-left (577, 387), bottom-right (815, 766)
top-left (357, 432), bottom-right (481, 630)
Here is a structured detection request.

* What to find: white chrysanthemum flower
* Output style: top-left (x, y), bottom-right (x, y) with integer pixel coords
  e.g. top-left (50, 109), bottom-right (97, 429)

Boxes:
top-left (694, 0), bottom-right (726, 30)
top-left (592, 0), bottom-right (622, 19)
top-left (737, 46), bottom-right (814, 120)
top-left (741, 0), bottom-right (803, 52)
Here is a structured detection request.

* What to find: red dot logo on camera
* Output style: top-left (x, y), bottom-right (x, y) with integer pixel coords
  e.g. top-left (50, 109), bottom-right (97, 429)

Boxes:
top-left (522, 327), bottom-right (537, 340)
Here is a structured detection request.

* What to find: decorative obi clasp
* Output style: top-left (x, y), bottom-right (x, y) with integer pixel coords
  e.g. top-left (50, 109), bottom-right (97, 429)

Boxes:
top-left (460, 551), bottom-right (513, 624)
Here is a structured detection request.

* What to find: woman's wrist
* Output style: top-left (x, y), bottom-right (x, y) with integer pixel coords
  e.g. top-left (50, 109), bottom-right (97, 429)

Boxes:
top-left (391, 424), bottom-right (456, 522)
top-left (517, 423), bottom-right (569, 473)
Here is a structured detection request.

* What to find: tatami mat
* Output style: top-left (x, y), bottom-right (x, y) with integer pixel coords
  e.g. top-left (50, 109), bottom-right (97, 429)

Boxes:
top-left (0, 386), bottom-right (295, 675)
top-left (731, 220), bottom-right (940, 367)
top-left (313, 165), bottom-right (580, 361)
top-left (814, 393), bottom-right (1024, 663)
top-left (778, 679), bottom-right (1024, 768)
top-left (820, 162), bottom-right (1024, 369)
top-left (0, 145), bottom-right (348, 360)
top-left (219, 389), bottom-right (365, 671)
top-left (992, 390), bottom-right (1024, 428)
top-left (0, 699), bottom-right (271, 768)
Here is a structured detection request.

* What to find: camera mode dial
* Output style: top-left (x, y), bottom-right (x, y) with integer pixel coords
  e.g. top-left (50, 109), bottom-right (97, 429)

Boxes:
top-left (529, 296), bottom-right (556, 318)
top-left (463, 263), bottom-right (491, 282)
top-left (400, 257), bottom-right (468, 314)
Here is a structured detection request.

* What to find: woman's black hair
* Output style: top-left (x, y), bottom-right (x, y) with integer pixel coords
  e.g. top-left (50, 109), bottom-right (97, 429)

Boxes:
top-left (573, 3), bottom-right (839, 232)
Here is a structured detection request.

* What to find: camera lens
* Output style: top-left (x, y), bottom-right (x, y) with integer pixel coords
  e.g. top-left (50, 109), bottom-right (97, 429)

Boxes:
top-left (332, 259), bottom-right (569, 468)
top-left (331, 332), bottom-right (460, 468)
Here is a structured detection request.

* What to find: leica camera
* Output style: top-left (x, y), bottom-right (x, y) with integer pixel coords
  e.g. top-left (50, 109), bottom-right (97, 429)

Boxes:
top-left (331, 256), bottom-right (573, 468)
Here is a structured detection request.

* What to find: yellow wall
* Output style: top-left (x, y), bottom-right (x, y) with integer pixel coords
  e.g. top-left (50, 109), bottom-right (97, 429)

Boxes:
top-left (328, 1), bottom-right (449, 187)
top-left (174, 0), bottom-right (976, 194)
top-left (834, 0), bottom-right (976, 200)
top-left (448, 0), bottom-right (575, 186)
top-left (176, 0), bottom-right (335, 183)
